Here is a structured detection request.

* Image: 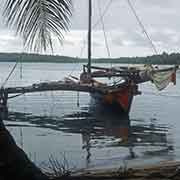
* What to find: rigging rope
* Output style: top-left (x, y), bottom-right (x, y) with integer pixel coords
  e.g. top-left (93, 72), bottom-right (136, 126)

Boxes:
top-left (97, 0), bottom-right (115, 85)
top-left (69, 0), bottom-right (113, 77)
top-left (1, 61), bottom-right (18, 88)
top-left (97, 0), bottom-right (111, 58)
top-left (79, 0), bottom-right (113, 58)
top-left (127, 0), bottom-right (158, 55)
top-left (1, 50), bottom-right (25, 88)
top-left (93, 0), bottom-right (113, 30)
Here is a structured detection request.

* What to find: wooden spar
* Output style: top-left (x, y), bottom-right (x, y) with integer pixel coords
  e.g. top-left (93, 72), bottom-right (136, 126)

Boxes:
top-left (0, 88), bottom-right (8, 119)
top-left (0, 89), bottom-right (8, 106)
top-left (84, 65), bottom-right (131, 72)
top-left (5, 80), bottom-right (135, 95)
top-left (90, 71), bottom-right (137, 78)
top-left (86, 65), bottom-right (178, 78)
top-left (6, 81), bottom-right (124, 95)
top-left (86, 65), bottom-right (178, 73)
top-left (5, 83), bottom-right (100, 94)
top-left (84, 65), bottom-right (140, 74)
top-left (87, 0), bottom-right (92, 74)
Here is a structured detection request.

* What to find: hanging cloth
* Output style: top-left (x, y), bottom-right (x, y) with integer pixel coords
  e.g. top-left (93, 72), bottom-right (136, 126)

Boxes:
top-left (150, 68), bottom-right (176, 91)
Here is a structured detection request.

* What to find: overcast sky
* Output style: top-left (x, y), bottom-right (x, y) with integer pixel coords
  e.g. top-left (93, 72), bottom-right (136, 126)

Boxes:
top-left (0, 0), bottom-right (180, 58)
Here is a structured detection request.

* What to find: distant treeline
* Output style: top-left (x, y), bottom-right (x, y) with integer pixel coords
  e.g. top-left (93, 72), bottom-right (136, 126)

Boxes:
top-left (0, 52), bottom-right (180, 64)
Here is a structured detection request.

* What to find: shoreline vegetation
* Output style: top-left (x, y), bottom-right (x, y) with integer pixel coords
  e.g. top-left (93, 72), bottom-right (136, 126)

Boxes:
top-left (0, 52), bottom-right (180, 64)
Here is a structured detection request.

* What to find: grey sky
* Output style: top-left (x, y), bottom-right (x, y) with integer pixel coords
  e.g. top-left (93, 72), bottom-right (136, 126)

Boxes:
top-left (0, 0), bottom-right (180, 57)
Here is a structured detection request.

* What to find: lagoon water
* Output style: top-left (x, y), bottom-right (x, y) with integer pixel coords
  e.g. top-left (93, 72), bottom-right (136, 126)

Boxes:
top-left (0, 62), bottom-right (180, 171)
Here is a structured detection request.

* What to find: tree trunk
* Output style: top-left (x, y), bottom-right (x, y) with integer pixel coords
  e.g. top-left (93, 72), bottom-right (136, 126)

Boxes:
top-left (0, 115), bottom-right (49, 180)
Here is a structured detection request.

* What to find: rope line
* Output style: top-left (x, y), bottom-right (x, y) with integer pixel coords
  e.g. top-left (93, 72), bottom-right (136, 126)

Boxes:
top-left (68, 0), bottom-right (113, 77)
top-left (97, 0), bottom-right (111, 58)
top-left (93, 0), bottom-right (113, 29)
top-left (1, 61), bottom-right (18, 88)
top-left (1, 49), bottom-right (25, 88)
top-left (127, 0), bottom-right (158, 55)
top-left (79, 0), bottom-right (113, 58)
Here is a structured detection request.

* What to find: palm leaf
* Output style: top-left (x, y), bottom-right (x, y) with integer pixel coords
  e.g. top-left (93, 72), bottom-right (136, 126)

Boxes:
top-left (3, 0), bottom-right (73, 52)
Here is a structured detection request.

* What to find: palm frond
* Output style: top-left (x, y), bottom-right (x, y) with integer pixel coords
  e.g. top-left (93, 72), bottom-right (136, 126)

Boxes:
top-left (3, 0), bottom-right (73, 52)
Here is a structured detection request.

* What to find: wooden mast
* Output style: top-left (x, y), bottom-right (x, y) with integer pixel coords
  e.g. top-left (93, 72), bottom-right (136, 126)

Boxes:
top-left (87, 0), bottom-right (92, 74)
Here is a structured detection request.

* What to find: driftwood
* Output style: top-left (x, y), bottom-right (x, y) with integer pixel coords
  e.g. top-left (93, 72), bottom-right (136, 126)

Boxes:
top-left (0, 115), bottom-right (49, 180)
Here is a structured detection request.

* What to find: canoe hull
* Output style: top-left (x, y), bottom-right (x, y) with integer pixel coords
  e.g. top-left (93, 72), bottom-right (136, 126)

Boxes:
top-left (91, 85), bottom-right (137, 114)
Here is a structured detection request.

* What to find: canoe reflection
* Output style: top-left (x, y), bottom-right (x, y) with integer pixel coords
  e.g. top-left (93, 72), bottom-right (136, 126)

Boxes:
top-left (7, 108), bottom-right (173, 166)
top-left (62, 108), bottom-right (173, 164)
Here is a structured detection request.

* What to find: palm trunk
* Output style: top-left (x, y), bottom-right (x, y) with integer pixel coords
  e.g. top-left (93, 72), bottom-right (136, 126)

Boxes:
top-left (0, 115), bottom-right (49, 180)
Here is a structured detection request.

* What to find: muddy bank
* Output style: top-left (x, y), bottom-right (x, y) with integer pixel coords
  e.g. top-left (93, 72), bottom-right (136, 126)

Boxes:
top-left (69, 162), bottom-right (180, 180)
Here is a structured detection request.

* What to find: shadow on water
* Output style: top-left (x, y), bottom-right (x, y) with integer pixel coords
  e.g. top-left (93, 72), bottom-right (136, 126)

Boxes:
top-left (5, 104), bottom-right (174, 168)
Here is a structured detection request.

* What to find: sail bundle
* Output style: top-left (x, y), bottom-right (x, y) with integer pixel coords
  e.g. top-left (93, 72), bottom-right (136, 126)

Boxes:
top-left (141, 66), bottom-right (177, 91)
top-left (150, 68), bottom-right (176, 91)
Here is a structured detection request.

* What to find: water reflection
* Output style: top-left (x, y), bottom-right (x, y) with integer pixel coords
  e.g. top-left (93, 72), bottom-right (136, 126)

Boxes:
top-left (6, 106), bottom-right (174, 167)
top-left (62, 107), bottom-right (173, 166)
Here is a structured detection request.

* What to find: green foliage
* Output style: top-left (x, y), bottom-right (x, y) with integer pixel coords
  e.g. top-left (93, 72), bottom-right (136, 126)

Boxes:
top-left (3, 0), bottom-right (72, 52)
top-left (0, 52), bottom-right (180, 64)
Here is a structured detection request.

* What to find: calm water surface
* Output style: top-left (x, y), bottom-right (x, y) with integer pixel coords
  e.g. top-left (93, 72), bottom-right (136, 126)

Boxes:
top-left (0, 62), bottom-right (180, 170)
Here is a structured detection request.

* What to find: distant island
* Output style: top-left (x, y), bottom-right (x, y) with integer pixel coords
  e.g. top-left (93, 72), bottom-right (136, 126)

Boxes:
top-left (0, 52), bottom-right (180, 64)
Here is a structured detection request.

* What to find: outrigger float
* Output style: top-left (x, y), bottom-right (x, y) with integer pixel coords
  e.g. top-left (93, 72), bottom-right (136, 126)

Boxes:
top-left (0, 0), bottom-right (178, 116)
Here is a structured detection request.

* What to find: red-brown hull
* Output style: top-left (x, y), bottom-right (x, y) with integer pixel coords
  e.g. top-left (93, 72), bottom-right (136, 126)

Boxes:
top-left (103, 87), bottom-right (134, 113)
top-left (91, 85), bottom-right (136, 114)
